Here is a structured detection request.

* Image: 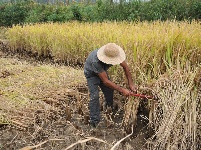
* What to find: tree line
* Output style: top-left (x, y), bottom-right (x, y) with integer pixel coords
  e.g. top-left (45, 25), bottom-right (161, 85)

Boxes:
top-left (0, 0), bottom-right (200, 27)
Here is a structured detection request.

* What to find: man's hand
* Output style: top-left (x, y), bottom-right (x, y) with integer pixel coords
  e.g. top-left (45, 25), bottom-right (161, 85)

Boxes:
top-left (119, 88), bottom-right (132, 96)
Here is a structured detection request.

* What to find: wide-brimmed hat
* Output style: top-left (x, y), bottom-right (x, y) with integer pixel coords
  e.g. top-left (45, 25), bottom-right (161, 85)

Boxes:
top-left (97, 43), bottom-right (126, 65)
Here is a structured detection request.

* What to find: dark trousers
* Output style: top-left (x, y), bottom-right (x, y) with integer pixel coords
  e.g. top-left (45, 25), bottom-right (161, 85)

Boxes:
top-left (86, 75), bottom-right (114, 124)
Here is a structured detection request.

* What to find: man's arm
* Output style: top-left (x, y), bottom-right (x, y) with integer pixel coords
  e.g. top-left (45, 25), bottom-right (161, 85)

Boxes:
top-left (98, 71), bottom-right (131, 96)
top-left (120, 61), bottom-right (137, 92)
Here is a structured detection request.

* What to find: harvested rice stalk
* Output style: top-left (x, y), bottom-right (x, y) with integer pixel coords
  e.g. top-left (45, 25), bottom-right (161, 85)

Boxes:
top-left (123, 97), bottom-right (140, 133)
top-left (147, 68), bottom-right (200, 150)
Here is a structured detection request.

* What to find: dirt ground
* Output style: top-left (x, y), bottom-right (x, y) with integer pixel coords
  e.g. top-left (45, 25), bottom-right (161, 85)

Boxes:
top-left (0, 41), bottom-right (152, 150)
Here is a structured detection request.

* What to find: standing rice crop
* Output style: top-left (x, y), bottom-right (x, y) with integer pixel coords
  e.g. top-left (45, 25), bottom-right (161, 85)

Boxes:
top-left (6, 20), bottom-right (201, 81)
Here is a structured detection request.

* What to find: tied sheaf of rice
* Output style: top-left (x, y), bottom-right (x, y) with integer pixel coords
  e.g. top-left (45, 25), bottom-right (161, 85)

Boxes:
top-left (146, 68), bottom-right (200, 150)
top-left (5, 21), bottom-right (201, 149)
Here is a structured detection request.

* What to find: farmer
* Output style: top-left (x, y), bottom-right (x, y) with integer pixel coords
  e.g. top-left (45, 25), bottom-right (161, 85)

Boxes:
top-left (84, 43), bottom-right (137, 128)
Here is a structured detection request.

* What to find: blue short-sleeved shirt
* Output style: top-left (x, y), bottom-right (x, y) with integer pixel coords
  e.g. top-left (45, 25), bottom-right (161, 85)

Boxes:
top-left (84, 49), bottom-right (112, 78)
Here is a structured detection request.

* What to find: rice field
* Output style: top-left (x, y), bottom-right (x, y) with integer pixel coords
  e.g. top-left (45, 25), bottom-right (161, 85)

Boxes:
top-left (2, 20), bottom-right (201, 149)
top-left (6, 21), bottom-right (201, 81)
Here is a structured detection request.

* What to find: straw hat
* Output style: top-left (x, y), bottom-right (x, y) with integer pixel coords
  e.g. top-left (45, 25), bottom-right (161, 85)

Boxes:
top-left (97, 43), bottom-right (126, 65)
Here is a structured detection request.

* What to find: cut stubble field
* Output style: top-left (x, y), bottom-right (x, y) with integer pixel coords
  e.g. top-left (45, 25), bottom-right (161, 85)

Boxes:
top-left (0, 49), bottom-right (149, 150)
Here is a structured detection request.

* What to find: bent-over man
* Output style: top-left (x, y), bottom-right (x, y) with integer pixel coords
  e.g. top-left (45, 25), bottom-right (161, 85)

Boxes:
top-left (84, 43), bottom-right (137, 128)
